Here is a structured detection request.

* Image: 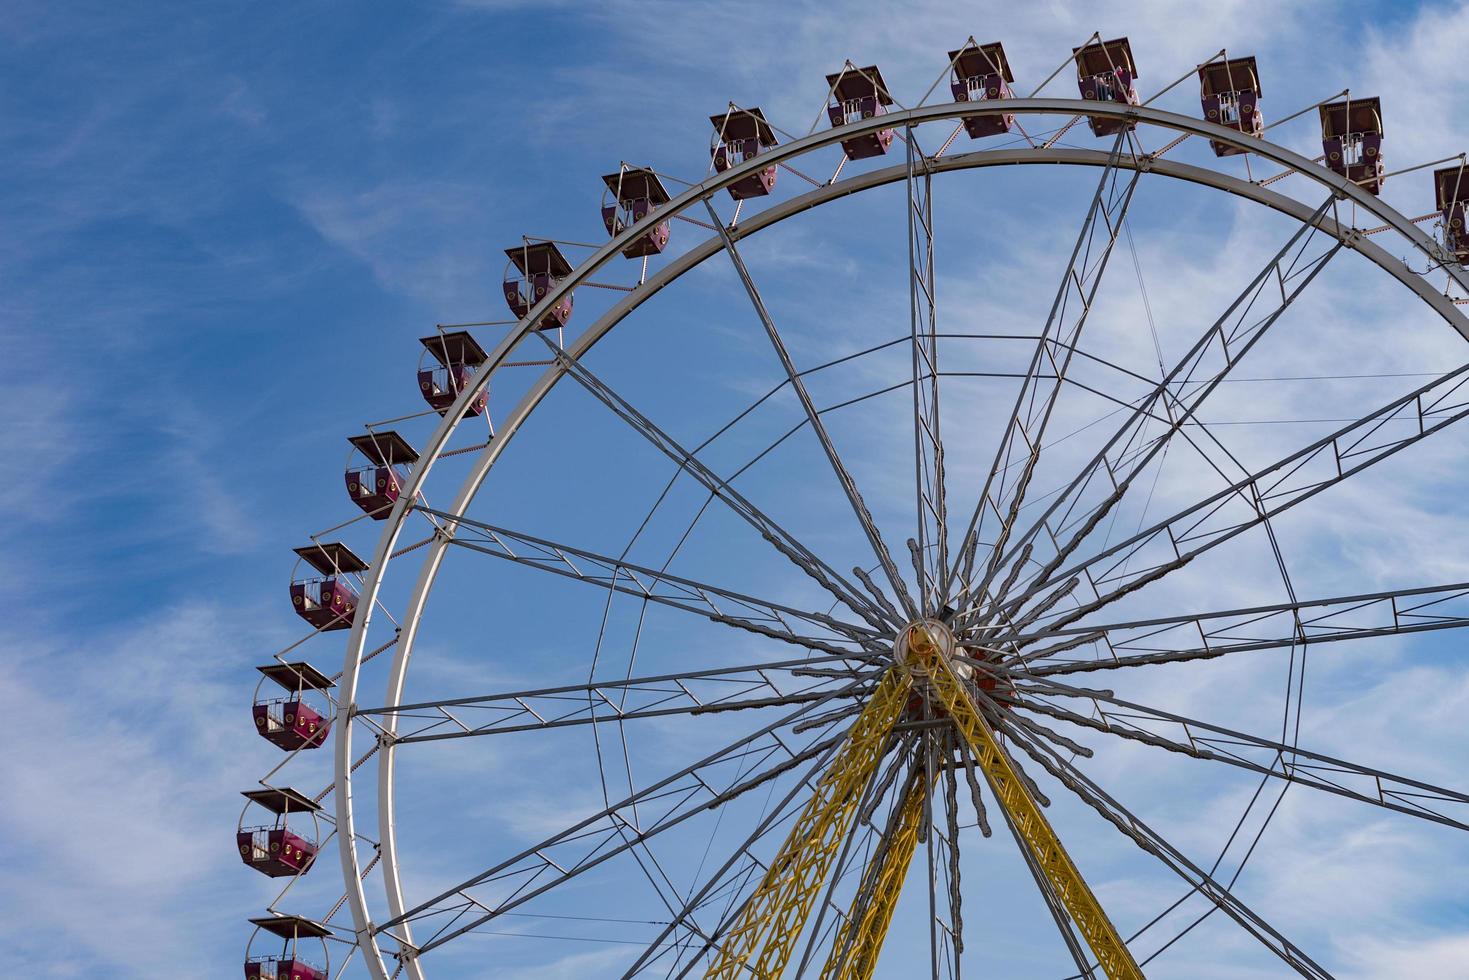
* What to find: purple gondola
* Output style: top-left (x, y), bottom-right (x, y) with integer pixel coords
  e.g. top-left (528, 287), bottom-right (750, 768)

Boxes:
top-left (236, 788), bottom-right (320, 879)
top-left (711, 106), bottom-right (778, 199)
top-left (949, 41), bottom-right (1016, 139)
top-left (418, 330), bottom-right (489, 418)
top-left (253, 661), bottom-right (334, 751)
top-left (826, 64), bottom-right (895, 160)
top-left (1074, 37), bottom-right (1139, 137)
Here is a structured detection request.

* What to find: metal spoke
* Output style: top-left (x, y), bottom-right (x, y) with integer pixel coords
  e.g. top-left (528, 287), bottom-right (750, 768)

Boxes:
top-left (988, 362), bottom-right (1469, 633)
top-left (705, 196), bottom-right (917, 620)
top-left (953, 193), bottom-right (1342, 627)
top-left (1010, 676), bottom-right (1469, 831)
top-left (1000, 723), bottom-right (1333, 979)
top-left (1005, 580), bottom-right (1469, 674)
top-left (947, 128), bottom-right (1142, 608)
top-left (385, 681), bottom-right (865, 953)
top-left (539, 335), bottom-right (891, 632)
top-left (905, 126), bottom-right (948, 615)
top-left (419, 504), bottom-right (884, 658)
top-left (357, 656), bottom-right (881, 744)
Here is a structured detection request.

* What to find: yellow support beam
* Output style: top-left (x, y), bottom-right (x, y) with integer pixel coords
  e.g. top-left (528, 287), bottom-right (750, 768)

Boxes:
top-left (903, 625), bottom-right (1143, 980)
top-left (819, 777), bottom-right (926, 980)
top-left (705, 667), bottom-right (912, 979)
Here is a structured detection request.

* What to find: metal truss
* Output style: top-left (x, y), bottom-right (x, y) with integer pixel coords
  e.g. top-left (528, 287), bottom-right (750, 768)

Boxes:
top-left (950, 128), bottom-right (1143, 612)
top-left (1013, 580), bottom-right (1469, 674)
top-left (821, 768), bottom-right (927, 979)
top-left (953, 194), bottom-right (1344, 629)
top-left (906, 125), bottom-right (948, 615)
top-left (1002, 725), bottom-right (1334, 979)
top-left (419, 505), bottom-right (883, 657)
top-left (904, 627), bottom-right (1144, 979)
top-left (704, 668), bottom-right (913, 978)
top-left (706, 198), bottom-right (918, 621)
top-left (540, 336), bottom-right (893, 633)
top-left (991, 361), bottom-right (1469, 634)
top-left (355, 655), bottom-right (878, 744)
top-left (381, 683), bottom-right (865, 955)
top-left (1012, 677), bottom-right (1469, 831)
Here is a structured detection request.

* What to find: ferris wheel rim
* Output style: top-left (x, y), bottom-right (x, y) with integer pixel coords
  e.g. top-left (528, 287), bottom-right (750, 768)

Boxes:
top-left (331, 100), bottom-right (1469, 979)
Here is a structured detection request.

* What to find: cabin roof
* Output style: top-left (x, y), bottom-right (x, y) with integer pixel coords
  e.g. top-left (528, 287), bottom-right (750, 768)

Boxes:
top-left (419, 330), bottom-right (488, 368)
top-left (710, 106), bottom-right (777, 146)
top-left (242, 786), bottom-right (322, 815)
top-left (504, 241), bottom-right (573, 278)
top-left (347, 430), bottom-right (419, 466)
top-left (601, 167), bottom-right (671, 205)
top-left (250, 914), bottom-right (333, 940)
top-left (292, 541), bottom-right (368, 576)
top-left (826, 64), bottom-right (895, 105)
top-left (1074, 37), bottom-right (1137, 79)
top-left (949, 41), bottom-right (1015, 84)
top-left (1199, 56), bottom-right (1261, 98)
top-left (257, 661), bottom-right (336, 693)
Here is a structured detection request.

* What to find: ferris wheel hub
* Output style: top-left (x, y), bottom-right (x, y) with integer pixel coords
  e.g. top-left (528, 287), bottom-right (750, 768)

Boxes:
top-left (894, 619), bottom-right (955, 667)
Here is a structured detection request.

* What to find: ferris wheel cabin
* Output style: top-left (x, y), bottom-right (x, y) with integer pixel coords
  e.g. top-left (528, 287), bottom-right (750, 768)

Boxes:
top-left (1074, 37), bottom-right (1139, 136)
top-left (503, 241), bottom-right (574, 329)
top-left (1320, 96), bottom-right (1385, 194)
top-left (1198, 55), bottom-right (1264, 156)
top-left (826, 64), bottom-right (896, 160)
top-left (949, 41), bottom-right (1016, 139)
top-left (244, 915), bottom-right (330, 980)
top-left (1436, 165), bottom-right (1469, 264)
top-left (254, 661), bottom-right (334, 751)
top-left (288, 541), bottom-right (365, 632)
top-left (602, 167), bottom-right (672, 258)
top-left (418, 330), bottom-right (489, 418)
top-left (237, 787), bottom-right (320, 879)
top-left (711, 106), bottom-right (778, 199)
top-left (345, 430), bottom-right (418, 519)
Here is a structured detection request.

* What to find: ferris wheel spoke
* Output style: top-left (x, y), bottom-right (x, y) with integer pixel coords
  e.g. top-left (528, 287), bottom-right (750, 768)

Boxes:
top-left (985, 362), bottom-right (1469, 636)
top-left (383, 682), bottom-right (865, 954)
top-left (1010, 677), bottom-right (1469, 831)
top-left (904, 127), bottom-right (949, 616)
top-left (355, 655), bottom-right (881, 744)
top-left (948, 127), bottom-right (1144, 610)
top-left (538, 335), bottom-right (893, 633)
top-left (1005, 580), bottom-right (1469, 675)
top-left (705, 196), bottom-right (917, 621)
top-left (955, 194), bottom-right (1344, 627)
top-left (420, 505), bottom-right (884, 658)
top-left (1001, 724), bottom-right (1334, 980)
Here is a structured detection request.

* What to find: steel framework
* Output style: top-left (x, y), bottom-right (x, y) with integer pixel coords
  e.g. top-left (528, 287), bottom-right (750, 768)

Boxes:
top-left (248, 48), bottom-right (1469, 980)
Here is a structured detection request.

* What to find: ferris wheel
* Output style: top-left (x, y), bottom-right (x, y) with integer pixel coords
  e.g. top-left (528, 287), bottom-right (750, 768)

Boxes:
top-left (242, 32), bottom-right (1469, 980)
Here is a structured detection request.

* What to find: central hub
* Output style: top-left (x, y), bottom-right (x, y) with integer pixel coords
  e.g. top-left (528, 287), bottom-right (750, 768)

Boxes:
top-left (894, 618), bottom-right (978, 690)
top-left (894, 618), bottom-right (956, 669)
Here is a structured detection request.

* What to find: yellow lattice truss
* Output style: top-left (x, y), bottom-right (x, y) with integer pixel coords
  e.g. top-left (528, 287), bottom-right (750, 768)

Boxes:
top-left (706, 625), bottom-right (1141, 980)
top-left (704, 667), bottom-right (913, 979)
top-left (905, 625), bottom-right (1143, 980)
top-left (818, 776), bottom-right (926, 980)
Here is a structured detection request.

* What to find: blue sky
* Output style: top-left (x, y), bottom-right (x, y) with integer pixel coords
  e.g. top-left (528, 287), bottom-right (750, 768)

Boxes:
top-left (6, 1), bottom-right (1469, 977)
